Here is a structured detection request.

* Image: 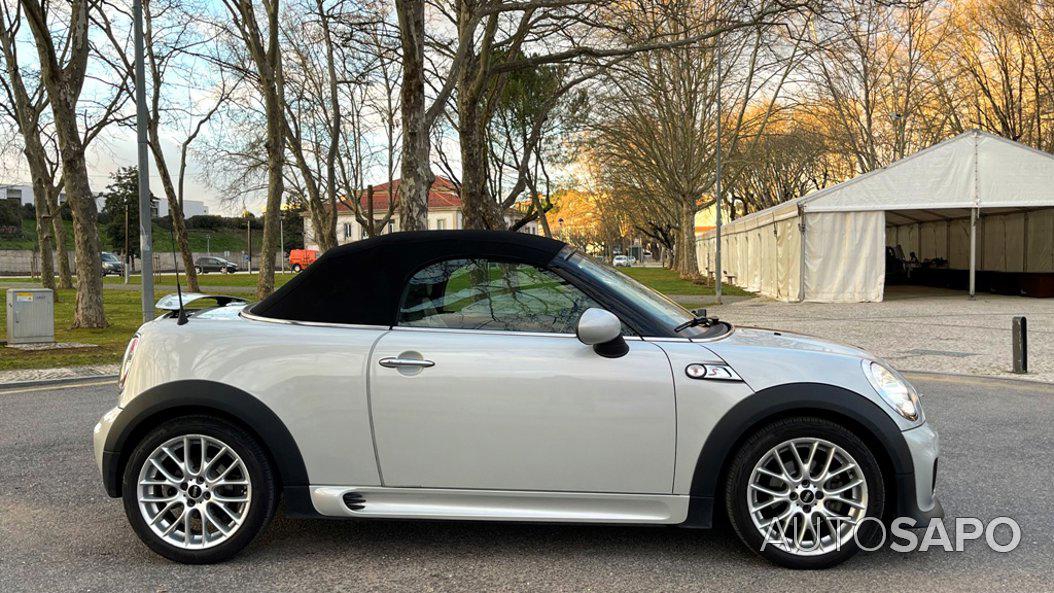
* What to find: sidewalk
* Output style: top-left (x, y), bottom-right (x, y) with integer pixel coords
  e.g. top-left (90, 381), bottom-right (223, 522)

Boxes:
top-left (709, 286), bottom-right (1054, 384)
top-left (0, 364), bottom-right (119, 386)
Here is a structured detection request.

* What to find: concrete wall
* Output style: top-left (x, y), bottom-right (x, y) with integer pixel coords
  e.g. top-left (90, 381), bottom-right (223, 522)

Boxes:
top-left (1, 249), bottom-right (284, 276)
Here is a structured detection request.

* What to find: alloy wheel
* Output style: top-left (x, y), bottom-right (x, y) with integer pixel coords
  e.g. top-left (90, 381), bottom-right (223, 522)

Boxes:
top-left (137, 434), bottom-right (252, 549)
top-left (746, 437), bottom-right (869, 556)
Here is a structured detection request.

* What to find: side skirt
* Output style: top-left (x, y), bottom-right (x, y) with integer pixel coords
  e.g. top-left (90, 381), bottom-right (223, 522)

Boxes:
top-left (309, 486), bottom-right (690, 524)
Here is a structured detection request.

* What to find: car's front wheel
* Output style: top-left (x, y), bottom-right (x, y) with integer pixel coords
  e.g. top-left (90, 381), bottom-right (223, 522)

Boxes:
top-left (121, 415), bottom-right (277, 564)
top-left (292, 264), bottom-right (302, 273)
top-left (724, 416), bottom-right (885, 569)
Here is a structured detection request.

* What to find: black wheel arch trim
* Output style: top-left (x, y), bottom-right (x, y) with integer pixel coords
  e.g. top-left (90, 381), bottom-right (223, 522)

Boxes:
top-left (682, 382), bottom-right (917, 528)
top-left (101, 380), bottom-right (309, 499)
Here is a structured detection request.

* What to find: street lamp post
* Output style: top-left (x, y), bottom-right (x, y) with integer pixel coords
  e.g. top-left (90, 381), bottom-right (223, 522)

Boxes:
top-left (714, 36), bottom-right (723, 305)
top-left (133, 0), bottom-right (153, 320)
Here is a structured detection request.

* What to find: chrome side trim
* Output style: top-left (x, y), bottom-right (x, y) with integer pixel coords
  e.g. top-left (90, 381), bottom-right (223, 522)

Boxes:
top-left (390, 325), bottom-right (646, 341)
top-left (310, 486), bottom-right (689, 524)
top-left (391, 325), bottom-right (577, 339)
top-left (239, 309), bottom-right (390, 331)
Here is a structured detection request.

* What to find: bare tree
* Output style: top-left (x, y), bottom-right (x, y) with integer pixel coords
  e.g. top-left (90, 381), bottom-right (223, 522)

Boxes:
top-left (221, 0), bottom-right (285, 299)
top-left (589, 0), bottom-right (804, 278)
top-left (97, 0), bottom-right (235, 292)
top-left (0, 2), bottom-right (56, 291)
top-left (21, 0), bottom-right (112, 327)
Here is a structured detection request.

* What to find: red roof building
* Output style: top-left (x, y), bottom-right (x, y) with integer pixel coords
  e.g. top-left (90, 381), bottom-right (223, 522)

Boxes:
top-left (335, 177), bottom-right (462, 212)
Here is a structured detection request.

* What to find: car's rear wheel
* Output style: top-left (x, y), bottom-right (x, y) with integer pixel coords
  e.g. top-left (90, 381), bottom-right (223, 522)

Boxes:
top-left (292, 264), bottom-right (302, 273)
top-left (121, 416), bottom-right (277, 564)
top-left (194, 266), bottom-right (203, 275)
top-left (724, 416), bottom-right (885, 569)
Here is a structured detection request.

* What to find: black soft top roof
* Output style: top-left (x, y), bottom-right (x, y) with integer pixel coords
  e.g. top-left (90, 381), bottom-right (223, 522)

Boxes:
top-left (250, 230), bottom-right (567, 326)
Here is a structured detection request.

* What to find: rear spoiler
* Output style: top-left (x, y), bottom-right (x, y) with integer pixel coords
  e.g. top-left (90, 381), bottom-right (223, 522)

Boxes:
top-left (155, 292), bottom-right (247, 311)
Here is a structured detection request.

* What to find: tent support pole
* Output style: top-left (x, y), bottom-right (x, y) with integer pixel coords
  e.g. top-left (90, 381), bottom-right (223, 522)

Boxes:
top-left (969, 207), bottom-right (977, 298)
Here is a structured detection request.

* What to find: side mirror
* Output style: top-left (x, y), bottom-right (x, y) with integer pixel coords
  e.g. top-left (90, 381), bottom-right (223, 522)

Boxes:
top-left (576, 308), bottom-right (629, 358)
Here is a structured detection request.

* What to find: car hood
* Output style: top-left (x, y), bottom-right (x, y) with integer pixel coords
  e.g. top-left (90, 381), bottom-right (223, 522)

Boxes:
top-left (699, 326), bottom-right (885, 401)
top-left (709, 326), bottom-right (871, 359)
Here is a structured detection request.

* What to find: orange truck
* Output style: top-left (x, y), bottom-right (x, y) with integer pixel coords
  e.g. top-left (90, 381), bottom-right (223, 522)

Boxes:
top-left (288, 249), bottom-right (318, 272)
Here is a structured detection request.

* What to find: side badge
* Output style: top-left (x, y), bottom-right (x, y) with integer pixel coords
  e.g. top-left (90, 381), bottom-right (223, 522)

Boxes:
top-left (686, 363), bottom-right (742, 381)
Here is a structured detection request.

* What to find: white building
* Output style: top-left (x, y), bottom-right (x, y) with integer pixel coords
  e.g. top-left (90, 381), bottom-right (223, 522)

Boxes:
top-left (1, 183), bottom-right (65, 208)
top-left (303, 177), bottom-right (539, 251)
top-left (156, 198), bottom-right (209, 218)
top-left (4, 183), bottom-right (207, 219)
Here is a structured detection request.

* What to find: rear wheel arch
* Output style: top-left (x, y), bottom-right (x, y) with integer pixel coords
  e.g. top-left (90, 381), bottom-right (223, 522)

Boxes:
top-left (105, 381), bottom-right (309, 499)
top-left (684, 383), bottom-right (909, 527)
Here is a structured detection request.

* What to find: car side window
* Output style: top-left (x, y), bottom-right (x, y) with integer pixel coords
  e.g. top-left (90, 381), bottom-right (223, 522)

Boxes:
top-left (399, 258), bottom-right (604, 334)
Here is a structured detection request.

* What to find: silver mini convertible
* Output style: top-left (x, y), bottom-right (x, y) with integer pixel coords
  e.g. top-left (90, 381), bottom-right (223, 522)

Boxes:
top-left (94, 231), bottom-right (942, 568)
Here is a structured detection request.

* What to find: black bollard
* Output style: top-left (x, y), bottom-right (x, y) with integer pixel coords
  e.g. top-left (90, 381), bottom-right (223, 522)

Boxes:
top-left (1012, 316), bottom-right (1028, 374)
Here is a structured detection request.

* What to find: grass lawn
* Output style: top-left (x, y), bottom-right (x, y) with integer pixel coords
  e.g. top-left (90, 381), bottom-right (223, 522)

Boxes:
top-left (102, 272), bottom-right (296, 291)
top-left (0, 274), bottom-right (297, 371)
top-left (620, 266), bottom-right (750, 296)
top-left (1, 265), bottom-right (748, 372)
top-left (0, 287), bottom-right (143, 371)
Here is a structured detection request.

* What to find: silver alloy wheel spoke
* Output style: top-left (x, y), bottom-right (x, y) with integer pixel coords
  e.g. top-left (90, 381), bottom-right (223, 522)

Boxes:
top-left (137, 434), bottom-right (252, 550)
top-left (747, 437), bottom-right (869, 557)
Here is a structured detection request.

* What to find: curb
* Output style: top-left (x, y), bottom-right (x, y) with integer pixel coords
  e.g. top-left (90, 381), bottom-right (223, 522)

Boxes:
top-left (902, 370), bottom-right (1054, 389)
top-left (0, 374), bottom-right (119, 391)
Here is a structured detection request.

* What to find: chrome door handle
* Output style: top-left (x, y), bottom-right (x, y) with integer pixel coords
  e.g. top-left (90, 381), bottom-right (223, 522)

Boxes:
top-left (378, 357), bottom-right (435, 369)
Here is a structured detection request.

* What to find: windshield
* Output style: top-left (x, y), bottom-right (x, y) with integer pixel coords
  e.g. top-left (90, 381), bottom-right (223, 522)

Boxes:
top-left (101, 252), bottom-right (119, 263)
top-left (562, 250), bottom-right (725, 339)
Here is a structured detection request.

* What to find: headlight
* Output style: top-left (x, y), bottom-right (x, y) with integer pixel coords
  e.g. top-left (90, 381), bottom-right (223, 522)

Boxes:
top-left (863, 360), bottom-right (921, 422)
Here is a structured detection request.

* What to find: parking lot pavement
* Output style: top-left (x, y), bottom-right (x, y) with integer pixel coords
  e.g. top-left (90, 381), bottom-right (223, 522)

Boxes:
top-left (711, 286), bottom-right (1054, 383)
top-left (2, 375), bottom-right (1052, 593)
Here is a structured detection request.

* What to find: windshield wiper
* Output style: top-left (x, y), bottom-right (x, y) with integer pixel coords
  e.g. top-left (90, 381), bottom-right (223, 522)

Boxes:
top-left (674, 308), bottom-right (719, 333)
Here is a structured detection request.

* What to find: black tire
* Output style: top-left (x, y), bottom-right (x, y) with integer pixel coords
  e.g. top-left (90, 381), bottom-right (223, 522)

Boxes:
top-left (121, 415), bottom-right (278, 564)
top-left (292, 264), bottom-right (302, 273)
top-left (724, 416), bottom-right (886, 569)
top-left (195, 266), bottom-right (204, 275)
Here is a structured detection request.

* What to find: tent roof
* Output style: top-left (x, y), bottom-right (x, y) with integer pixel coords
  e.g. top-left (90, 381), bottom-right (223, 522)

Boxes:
top-left (802, 129), bottom-right (1054, 212)
top-left (699, 130), bottom-right (1054, 240)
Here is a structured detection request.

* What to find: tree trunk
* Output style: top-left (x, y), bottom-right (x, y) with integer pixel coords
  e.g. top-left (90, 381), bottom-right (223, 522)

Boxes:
top-left (256, 84), bottom-right (284, 300)
top-left (395, 0), bottom-right (430, 231)
top-left (32, 182), bottom-right (56, 292)
top-left (48, 189), bottom-right (73, 289)
top-left (57, 129), bottom-right (107, 328)
top-left (457, 79), bottom-right (505, 229)
top-left (148, 130), bottom-right (199, 292)
top-left (677, 200), bottom-right (699, 280)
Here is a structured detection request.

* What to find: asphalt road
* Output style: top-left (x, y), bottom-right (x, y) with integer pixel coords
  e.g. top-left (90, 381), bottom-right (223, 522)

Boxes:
top-left (1, 374), bottom-right (1052, 592)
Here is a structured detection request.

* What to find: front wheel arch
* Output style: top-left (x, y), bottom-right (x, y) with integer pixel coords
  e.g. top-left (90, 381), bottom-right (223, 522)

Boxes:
top-left (683, 383), bottom-right (908, 528)
top-left (104, 381), bottom-right (309, 504)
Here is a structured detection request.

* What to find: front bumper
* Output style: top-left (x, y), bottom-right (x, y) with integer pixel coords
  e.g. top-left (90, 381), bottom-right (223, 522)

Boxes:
top-left (896, 420), bottom-right (943, 525)
top-left (93, 406), bottom-right (123, 497)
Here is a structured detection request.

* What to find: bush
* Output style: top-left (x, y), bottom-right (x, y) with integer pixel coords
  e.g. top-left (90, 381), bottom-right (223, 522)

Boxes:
top-left (22, 203), bottom-right (35, 219)
top-left (0, 200), bottom-right (22, 238)
top-left (186, 214), bottom-right (226, 230)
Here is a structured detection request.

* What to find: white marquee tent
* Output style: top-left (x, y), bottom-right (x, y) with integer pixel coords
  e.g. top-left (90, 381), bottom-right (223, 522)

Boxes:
top-left (696, 130), bottom-right (1054, 302)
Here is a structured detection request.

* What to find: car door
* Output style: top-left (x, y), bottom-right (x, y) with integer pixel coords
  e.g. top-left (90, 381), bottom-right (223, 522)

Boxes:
top-left (369, 257), bottom-right (677, 494)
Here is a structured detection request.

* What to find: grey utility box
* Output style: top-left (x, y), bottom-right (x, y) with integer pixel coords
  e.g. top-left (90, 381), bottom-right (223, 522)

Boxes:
top-left (6, 288), bottom-right (55, 345)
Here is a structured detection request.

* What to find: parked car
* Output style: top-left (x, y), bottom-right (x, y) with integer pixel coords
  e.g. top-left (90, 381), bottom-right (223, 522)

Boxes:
top-left (612, 254), bottom-right (634, 267)
top-left (194, 256), bottom-right (238, 274)
top-left (95, 231), bottom-right (940, 567)
top-left (100, 251), bottom-right (125, 276)
top-left (288, 248), bottom-right (318, 272)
